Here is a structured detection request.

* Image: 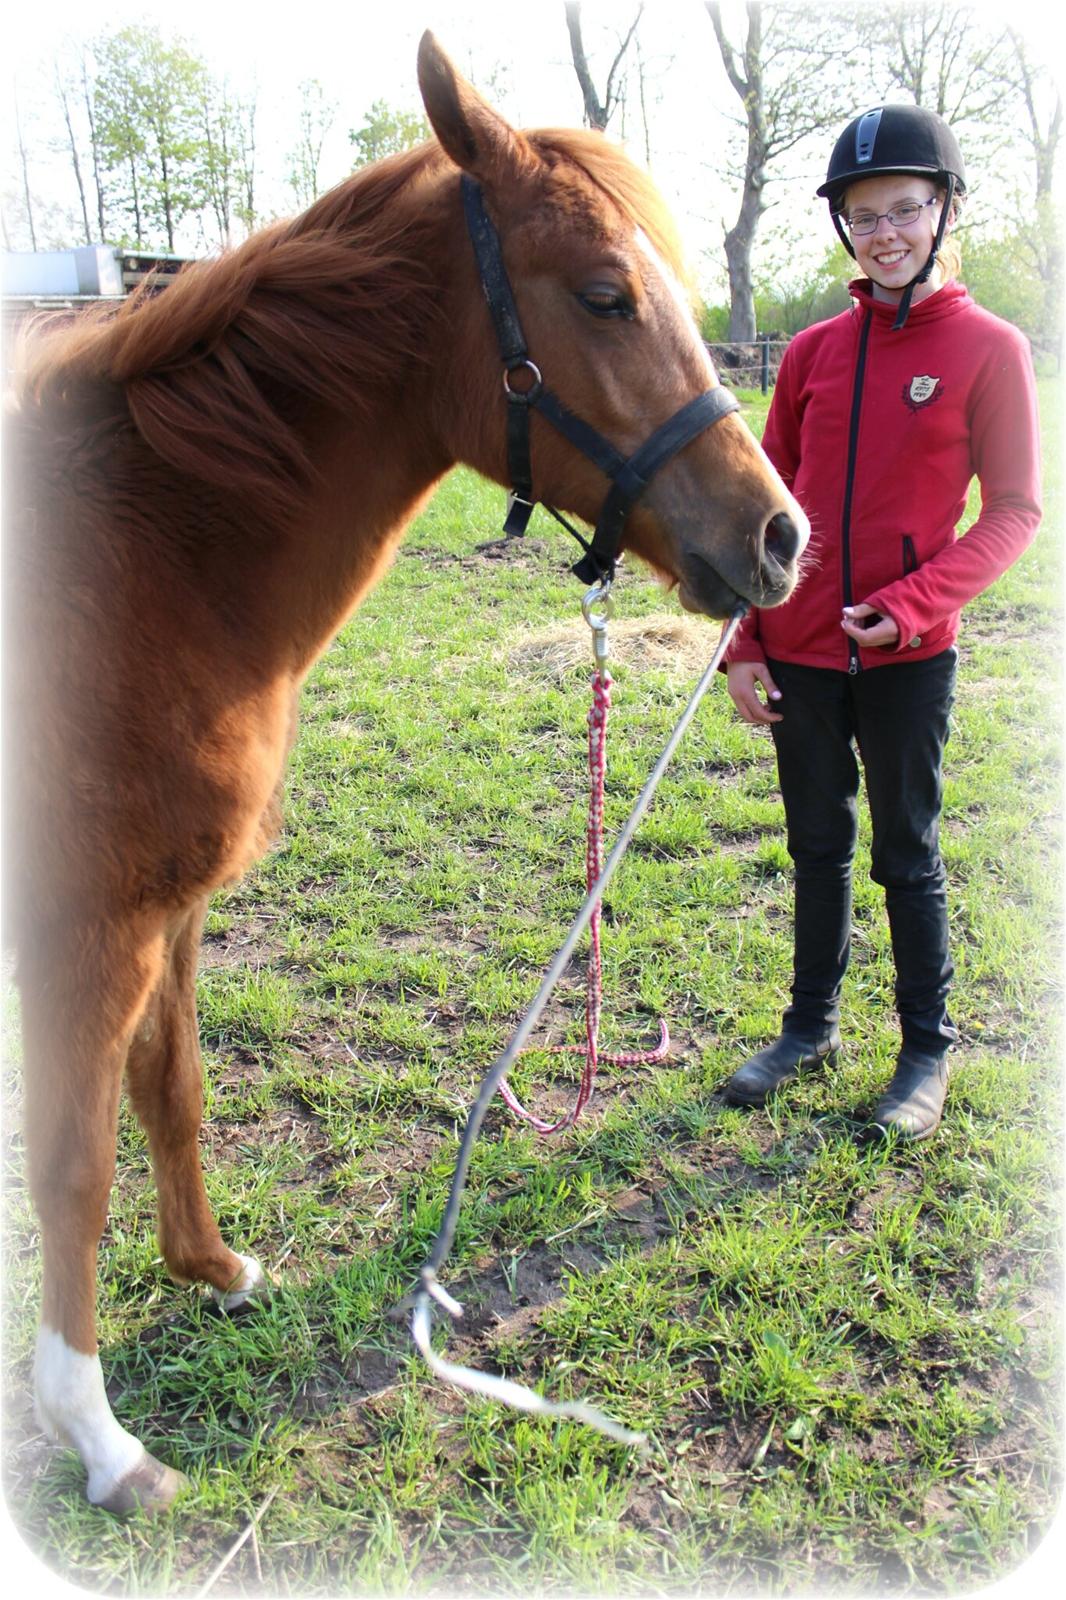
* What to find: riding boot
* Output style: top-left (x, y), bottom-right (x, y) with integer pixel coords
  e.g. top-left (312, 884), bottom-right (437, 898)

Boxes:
top-left (885, 876), bottom-right (958, 1059)
top-left (870, 1048), bottom-right (949, 1141)
top-left (722, 1027), bottom-right (842, 1106)
top-left (725, 855), bottom-right (849, 1107)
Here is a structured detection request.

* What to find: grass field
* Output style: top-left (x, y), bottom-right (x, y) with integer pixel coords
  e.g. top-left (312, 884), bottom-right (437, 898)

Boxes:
top-left (3, 380), bottom-right (1062, 1596)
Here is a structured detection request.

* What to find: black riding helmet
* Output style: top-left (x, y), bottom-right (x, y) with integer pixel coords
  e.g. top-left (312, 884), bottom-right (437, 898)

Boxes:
top-left (819, 105), bottom-right (966, 330)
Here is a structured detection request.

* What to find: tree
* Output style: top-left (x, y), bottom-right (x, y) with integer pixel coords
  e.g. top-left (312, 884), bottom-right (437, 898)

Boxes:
top-left (564, 0), bottom-right (645, 132)
top-left (93, 33), bottom-right (147, 246)
top-left (753, 236), bottom-right (854, 335)
top-left (80, 45), bottom-right (108, 242)
top-left (287, 79), bottom-right (337, 210)
top-left (93, 26), bottom-right (208, 251)
top-left (198, 76), bottom-right (259, 247)
top-left (13, 85), bottom-right (39, 252)
top-left (1005, 26), bottom-right (1062, 356)
top-left (870, 2), bottom-right (1016, 125)
top-left (1009, 25), bottom-right (1062, 205)
top-left (706, 1), bottom-right (859, 342)
top-left (349, 100), bottom-right (430, 169)
top-left (53, 53), bottom-right (92, 244)
top-left (859, 5), bottom-right (1061, 353)
top-left (231, 87), bottom-right (259, 237)
top-left (134, 31), bottom-right (208, 252)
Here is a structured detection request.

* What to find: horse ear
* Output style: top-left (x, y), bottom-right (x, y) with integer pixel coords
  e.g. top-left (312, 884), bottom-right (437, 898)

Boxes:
top-left (417, 31), bottom-right (535, 188)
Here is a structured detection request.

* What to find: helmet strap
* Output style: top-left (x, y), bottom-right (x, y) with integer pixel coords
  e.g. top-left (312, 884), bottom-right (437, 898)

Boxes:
top-left (831, 207), bottom-right (856, 260)
top-left (891, 173), bottom-right (957, 331)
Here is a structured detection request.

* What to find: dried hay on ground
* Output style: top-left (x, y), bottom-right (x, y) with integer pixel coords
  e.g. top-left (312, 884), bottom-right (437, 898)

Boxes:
top-left (510, 611), bottom-right (721, 682)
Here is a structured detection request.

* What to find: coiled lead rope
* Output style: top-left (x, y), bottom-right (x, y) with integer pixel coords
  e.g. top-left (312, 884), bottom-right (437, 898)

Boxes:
top-left (411, 600), bottom-right (748, 1444)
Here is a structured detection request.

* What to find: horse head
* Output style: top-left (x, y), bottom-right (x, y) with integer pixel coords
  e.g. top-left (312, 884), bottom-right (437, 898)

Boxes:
top-left (417, 33), bottom-right (808, 618)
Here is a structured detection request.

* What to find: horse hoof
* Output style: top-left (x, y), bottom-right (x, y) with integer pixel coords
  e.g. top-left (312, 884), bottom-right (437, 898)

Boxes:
top-left (93, 1451), bottom-right (190, 1515)
top-left (211, 1253), bottom-right (271, 1314)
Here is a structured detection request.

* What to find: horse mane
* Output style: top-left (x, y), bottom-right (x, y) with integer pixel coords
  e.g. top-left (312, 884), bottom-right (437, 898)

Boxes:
top-left (15, 129), bottom-right (690, 526)
top-left (16, 144), bottom-right (449, 523)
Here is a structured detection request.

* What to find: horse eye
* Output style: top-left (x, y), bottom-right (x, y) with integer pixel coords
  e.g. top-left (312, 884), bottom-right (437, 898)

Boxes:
top-left (577, 288), bottom-right (635, 320)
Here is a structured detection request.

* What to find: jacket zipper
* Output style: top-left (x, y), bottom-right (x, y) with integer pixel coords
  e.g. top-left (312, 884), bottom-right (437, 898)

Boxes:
top-left (841, 311), bottom-right (873, 674)
top-left (902, 535), bottom-right (918, 574)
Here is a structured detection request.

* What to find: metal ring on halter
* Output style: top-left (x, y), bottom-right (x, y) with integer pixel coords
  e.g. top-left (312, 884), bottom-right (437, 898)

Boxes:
top-left (503, 359), bottom-right (543, 401)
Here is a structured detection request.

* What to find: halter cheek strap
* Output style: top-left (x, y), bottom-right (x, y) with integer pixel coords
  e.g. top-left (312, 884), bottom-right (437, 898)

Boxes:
top-left (461, 174), bottom-right (740, 583)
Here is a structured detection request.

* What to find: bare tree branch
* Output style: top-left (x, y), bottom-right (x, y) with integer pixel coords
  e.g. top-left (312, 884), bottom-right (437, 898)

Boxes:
top-left (53, 57), bottom-right (92, 244)
top-left (604, 4), bottom-right (645, 125)
top-left (13, 85), bottom-right (39, 252)
top-left (565, 0), bottom-right (644, 132)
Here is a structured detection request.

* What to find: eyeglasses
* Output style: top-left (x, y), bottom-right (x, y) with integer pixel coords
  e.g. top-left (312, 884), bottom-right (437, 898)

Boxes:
top-left (843, 197), bottom-right (937, 236)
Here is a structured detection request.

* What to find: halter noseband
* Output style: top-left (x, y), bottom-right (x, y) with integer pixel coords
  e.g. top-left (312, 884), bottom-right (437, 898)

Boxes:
top-left (461, 175), bottom-right (740, 585)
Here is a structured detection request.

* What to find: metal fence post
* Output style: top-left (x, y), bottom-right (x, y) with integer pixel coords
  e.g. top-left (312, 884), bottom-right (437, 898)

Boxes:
top-left (761, 335), bottom-right (770, 395)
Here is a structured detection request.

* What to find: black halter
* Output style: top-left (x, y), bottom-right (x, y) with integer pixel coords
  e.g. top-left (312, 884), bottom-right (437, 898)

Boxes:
top-left (461, 175), bottom-right (740, 585)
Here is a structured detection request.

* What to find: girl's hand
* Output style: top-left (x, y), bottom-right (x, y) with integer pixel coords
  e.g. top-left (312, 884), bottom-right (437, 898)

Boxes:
top-left (841, 603), bottom-right (900, 648)
top-left (727, 661), bottom-right (784, 724)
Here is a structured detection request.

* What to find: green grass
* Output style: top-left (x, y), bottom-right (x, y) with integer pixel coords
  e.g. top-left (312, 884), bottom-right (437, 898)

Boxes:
top-left (3, 380), bottom-right (1061, 1594)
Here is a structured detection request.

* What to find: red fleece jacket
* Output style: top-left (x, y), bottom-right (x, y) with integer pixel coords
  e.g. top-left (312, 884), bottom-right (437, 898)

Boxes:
top-left (730, 279), bottom-right (1042, 670)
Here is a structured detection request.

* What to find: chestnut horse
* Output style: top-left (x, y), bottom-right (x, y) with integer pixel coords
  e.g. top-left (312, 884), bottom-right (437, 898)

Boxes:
top-left (3, 34), bottom-right (808, 1512)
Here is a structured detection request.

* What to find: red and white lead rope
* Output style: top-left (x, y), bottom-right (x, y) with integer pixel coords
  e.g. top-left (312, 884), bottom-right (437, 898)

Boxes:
top-left (498, 660), bottom-right (670, 1135)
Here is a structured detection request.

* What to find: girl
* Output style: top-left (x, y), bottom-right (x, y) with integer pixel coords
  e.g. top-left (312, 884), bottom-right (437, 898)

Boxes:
top-left (722, 104), bottom-right (1042, 1140)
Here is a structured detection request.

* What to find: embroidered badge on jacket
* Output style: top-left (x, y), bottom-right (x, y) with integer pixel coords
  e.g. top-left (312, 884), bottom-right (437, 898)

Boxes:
top-left (903, 374), bottom-right (943, 412)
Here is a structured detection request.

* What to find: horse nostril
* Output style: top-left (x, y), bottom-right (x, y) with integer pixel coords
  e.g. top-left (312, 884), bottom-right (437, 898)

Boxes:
top-left (764, 511), bottom-right (802, 566)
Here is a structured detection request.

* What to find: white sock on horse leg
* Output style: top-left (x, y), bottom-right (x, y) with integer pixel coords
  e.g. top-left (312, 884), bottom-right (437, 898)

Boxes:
top-left (210, 1253), bottom-right (266, 1311)
top-left (35, 1325), bottom-right (146, 1503)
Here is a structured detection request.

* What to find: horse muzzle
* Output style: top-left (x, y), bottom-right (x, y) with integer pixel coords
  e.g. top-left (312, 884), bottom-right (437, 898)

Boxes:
top-left (678, 507), bottom-right (809, 618)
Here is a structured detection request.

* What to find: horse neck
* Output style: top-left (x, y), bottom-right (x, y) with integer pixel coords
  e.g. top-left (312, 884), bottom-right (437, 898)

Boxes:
top-left (252, 393), bottom-right (451, 680)
top-left (214, 170), bottom-right (461, 679)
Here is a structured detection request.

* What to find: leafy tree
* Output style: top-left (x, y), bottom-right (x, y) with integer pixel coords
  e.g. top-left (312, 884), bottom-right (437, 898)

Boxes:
top-left (232, 90), bottom-right (259, 238)
top-left (754, 238), bottom-right (854, 335)
top-left (93, 25), bottom-right (208, 251)
top-left (198, 76), bottom-right (259, 247)
top-left (93, 36), bottom-right (146, 245)
top-left (287, 79), bottom-right (337, 209)
top-left (349, 100), bottom-right (430, 168)
top-left (961, 226), bottom-right (1046, 344)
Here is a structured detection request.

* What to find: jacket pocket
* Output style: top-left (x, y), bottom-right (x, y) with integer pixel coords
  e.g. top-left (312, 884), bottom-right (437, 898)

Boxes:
top-left (902, 535), bottom-right (918, 575)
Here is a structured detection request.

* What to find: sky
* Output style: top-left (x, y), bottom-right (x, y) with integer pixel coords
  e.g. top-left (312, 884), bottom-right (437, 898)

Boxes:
top-left (3, 1), bottom-right (1061, 290)
top-left (3, 0), bottom-right (782, 281)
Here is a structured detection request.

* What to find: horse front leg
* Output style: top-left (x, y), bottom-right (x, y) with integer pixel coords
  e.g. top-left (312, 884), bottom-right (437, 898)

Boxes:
top-left (125, 899), bottom-right (267, 1311)
top-left (21, 925), bottom-right (188, 1513)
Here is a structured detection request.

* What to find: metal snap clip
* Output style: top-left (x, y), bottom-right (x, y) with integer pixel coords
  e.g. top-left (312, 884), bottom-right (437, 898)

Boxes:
top-left (582, 580), bottom-right (613, 669)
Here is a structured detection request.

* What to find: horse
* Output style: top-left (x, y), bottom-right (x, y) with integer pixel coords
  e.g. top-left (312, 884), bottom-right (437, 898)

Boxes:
top-left (2, 32), bottom-right (808, 1514)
